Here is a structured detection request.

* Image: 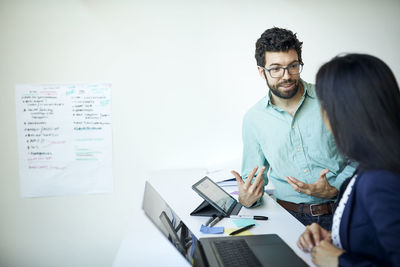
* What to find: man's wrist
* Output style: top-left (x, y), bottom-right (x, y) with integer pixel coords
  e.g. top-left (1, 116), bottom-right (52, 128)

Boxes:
top-left (328, 186), bottom-right (338, 199)
top-left (238, 195), bottom-right (256, 208)
top-left (314, 186), bottom-right (338, 199)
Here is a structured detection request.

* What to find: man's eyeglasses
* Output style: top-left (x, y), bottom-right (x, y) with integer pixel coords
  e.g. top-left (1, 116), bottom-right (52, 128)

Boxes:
top-left (261, 62), bottom-right (304, 78)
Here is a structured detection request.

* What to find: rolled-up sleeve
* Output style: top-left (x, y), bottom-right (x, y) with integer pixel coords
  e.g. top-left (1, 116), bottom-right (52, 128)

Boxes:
top-left (331, 160), bottom-right (358, 191)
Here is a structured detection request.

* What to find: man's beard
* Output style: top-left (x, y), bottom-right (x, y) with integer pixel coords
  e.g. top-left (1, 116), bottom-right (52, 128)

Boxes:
top-left (267, 78), bottom-right (300, 99)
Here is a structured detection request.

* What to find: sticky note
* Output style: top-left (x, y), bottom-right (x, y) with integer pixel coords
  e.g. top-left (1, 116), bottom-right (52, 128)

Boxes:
top-left (200, 224), bottom-right (224, 234)
top-left (232, 219), bottom-right (258, 228)
top-left (225, 228), bottom-right (254, 236)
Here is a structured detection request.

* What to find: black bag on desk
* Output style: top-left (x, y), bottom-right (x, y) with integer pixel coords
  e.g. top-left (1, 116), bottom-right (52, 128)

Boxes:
top-left (191, 176), bottom-right (242, 217)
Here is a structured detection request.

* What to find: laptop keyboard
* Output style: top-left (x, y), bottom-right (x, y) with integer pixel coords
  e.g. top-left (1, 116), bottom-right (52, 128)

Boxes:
top-left (211, 239), bottom-right (262, 267)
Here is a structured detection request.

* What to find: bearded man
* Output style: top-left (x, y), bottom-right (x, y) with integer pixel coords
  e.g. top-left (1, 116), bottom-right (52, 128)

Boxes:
top-left (231, 27), bottom-right (356, 230)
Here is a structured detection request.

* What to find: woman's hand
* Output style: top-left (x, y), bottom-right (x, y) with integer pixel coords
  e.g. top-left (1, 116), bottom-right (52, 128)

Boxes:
top-left (311, 240), bottom-right (344, 267)
top-left (297, 223), bottom-right (331, 252)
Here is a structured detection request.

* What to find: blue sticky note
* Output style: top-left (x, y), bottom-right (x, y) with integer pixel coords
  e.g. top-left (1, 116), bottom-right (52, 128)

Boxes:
top-left (200, 224), bottom-right (224, 234)
top-left (232, 219), bottom-right (258, 228)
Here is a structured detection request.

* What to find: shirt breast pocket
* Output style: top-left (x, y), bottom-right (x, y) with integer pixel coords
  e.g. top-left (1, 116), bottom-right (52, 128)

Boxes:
top-left (304, 124), bottom-right (338, 161)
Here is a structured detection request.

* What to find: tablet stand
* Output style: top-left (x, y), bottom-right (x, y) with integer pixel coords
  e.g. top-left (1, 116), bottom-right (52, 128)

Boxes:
top-left (190, 200), bottom-right (223, 217)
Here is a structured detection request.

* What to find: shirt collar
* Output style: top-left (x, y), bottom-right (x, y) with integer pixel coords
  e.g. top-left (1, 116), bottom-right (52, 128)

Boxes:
top-left (264, 79), bottom-right (315, 108)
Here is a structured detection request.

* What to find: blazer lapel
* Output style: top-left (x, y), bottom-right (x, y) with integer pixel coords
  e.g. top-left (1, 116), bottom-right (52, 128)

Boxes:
top-left (338, 177), bottom-right (358, 250)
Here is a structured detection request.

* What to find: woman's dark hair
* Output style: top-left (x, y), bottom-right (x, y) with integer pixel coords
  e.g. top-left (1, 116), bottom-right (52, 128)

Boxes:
top-left (316, 53), bottom-right (400, 173)
top-left (255, 27), bottom-right (303, 67)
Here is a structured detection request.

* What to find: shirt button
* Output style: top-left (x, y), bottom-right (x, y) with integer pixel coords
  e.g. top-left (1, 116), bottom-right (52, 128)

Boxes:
top-left (292, 126), bottom-right (295, 129)
top-left (304, 169), bottom-right (308, 173)
top-left (297, 147), bottom-right (301, 152)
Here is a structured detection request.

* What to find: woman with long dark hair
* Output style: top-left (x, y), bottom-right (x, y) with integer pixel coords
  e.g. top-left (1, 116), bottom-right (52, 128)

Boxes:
top-left (297, 54), bottom-right (400, 266)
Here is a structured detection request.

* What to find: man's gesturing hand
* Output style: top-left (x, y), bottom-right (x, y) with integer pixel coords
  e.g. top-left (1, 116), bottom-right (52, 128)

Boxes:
top-left (231, 166), bottom-right (265, 208)
top-left (286, 169), bottom-right (338, 199)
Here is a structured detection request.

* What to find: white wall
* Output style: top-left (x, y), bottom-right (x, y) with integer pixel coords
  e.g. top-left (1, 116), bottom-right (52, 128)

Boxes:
top-left (0, 0), bottom-right (399, 266)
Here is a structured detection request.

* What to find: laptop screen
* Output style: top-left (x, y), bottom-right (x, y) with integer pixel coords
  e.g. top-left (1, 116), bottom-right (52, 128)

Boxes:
top-left (142, 181), bottom-right (198, 264)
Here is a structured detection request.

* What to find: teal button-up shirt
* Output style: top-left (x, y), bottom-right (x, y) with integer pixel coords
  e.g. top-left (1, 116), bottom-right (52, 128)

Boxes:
top-left (241, 80), bottom-right (356, 204)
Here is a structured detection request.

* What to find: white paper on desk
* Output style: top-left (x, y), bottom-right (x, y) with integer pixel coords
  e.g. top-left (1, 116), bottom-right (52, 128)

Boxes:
top-left (15, 82), bottom-right (113, 197)
top-left (216, 179), bottom-right (237, 187)
top-left (206, 169), bottom-right (236, 186)
top-left (206, 158), bottom-right (240, 183)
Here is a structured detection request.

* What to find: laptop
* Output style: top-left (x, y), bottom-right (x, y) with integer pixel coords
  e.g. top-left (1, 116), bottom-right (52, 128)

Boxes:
top-left (193, 234), bottom-right (308, 267)
top-left (143, 181), bottom-right (308, 267)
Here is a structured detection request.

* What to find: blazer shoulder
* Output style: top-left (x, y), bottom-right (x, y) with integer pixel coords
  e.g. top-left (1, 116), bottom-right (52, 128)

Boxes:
top-left (356, 169), bottom-right (400, 197)
top-left (358, 169), bottom-right (400, 184)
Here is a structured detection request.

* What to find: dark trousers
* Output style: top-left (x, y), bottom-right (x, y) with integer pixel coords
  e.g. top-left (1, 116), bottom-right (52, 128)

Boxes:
top-left (287, 210), bottom-right (333, 231)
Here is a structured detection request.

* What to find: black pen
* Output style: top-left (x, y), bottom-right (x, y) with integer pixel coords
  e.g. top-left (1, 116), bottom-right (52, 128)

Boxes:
top-left (229, 224), bottom-right (256, 236)
top-left (230, 215), bottom-right (268, 220)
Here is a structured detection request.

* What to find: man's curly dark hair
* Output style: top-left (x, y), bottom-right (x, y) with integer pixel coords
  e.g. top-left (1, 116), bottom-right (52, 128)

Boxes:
top-left (255, 27), bottom-right (303, 67)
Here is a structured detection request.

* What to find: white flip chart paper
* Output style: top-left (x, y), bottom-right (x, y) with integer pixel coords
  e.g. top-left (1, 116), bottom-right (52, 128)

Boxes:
top-left (16, 83), bottom-right (113, 197)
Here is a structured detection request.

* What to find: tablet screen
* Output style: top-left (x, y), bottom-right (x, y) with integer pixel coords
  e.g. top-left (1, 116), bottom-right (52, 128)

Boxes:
top-left (192, 177), bottom-right (236, 215)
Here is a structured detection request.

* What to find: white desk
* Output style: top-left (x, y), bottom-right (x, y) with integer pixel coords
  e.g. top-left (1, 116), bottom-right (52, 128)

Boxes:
top-left (113, 169), bottom-right (315, 267)
top-left (112, 208), bottom-right (190, 267)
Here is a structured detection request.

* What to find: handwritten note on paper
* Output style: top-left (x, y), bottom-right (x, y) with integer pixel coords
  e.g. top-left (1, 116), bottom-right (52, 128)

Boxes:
top-left (15, 83), bottom-right (113, 197)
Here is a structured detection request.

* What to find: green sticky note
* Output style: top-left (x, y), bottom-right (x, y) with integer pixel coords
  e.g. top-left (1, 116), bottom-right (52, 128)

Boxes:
top-left (232, 219), bottom-right (258, 227)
